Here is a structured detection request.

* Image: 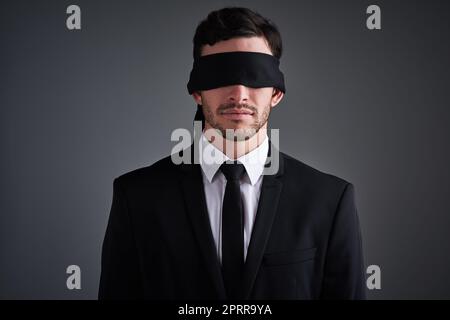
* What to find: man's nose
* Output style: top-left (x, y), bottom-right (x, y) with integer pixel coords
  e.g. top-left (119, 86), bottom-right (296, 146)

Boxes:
top-left (227, 84), bottom-right (250, 103)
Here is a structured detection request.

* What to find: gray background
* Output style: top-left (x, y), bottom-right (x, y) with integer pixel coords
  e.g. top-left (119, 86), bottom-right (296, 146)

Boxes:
top-left (1, 0), bottom-right (449, 299)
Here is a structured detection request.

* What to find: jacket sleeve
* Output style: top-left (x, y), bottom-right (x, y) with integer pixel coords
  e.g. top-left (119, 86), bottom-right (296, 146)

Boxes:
top-left (320, 183), bottom-right (367, 299)
top-left (98, 178), bottom-right (143, 299)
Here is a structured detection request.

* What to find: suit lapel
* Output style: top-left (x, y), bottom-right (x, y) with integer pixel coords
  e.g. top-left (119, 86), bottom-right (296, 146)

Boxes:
top-left (178, 144), bottom-right (227, 299)
top-left (241, 141), bottom-right (285, 299)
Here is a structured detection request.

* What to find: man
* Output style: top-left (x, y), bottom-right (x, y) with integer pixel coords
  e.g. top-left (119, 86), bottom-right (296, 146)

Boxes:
top-left (99, 7), bottom-right (366, 300)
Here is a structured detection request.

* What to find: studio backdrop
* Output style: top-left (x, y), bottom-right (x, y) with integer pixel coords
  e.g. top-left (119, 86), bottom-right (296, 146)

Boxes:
top-left (1, 0), bottom-right (450, 299)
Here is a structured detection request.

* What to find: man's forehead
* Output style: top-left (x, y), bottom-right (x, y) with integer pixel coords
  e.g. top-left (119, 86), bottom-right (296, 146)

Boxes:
top-left (201, 36), bottom-right (273, 57)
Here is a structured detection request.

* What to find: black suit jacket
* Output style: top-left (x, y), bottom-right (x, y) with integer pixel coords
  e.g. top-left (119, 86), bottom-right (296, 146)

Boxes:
top-left (99, 142), bottom-right (366, 300)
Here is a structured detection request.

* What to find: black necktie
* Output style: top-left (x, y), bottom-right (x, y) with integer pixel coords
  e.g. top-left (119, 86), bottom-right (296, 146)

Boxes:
top-left (219, 161), bottom-right (246, 299)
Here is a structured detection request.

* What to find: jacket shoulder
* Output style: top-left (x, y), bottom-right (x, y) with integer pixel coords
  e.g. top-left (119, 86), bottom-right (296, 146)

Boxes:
top-left (113, 154), bottom-right (179, 188)
top-left (280, 152), bottom-right (351, 189)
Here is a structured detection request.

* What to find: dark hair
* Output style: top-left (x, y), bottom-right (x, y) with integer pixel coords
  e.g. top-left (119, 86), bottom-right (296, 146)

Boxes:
top-left (193, 7), bottom-right (283, 60)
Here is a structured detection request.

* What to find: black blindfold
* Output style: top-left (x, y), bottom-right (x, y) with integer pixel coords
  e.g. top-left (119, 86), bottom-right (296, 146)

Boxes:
top-left (187, 51), bottom-right (285, 94)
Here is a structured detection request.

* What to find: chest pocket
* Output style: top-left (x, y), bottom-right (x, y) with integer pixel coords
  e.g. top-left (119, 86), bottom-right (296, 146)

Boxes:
top-left (262, 247), bottom-right (317, 267)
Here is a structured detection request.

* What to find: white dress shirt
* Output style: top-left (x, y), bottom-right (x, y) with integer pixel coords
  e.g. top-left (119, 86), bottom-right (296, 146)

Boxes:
top-left (199, 132), bottom-right (269, 264)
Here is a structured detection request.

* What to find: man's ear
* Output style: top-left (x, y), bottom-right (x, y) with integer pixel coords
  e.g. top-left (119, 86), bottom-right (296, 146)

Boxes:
top-left (192, 91), bottom-right (202, 105)
top-left (271, 88), bottom-right (284, 108)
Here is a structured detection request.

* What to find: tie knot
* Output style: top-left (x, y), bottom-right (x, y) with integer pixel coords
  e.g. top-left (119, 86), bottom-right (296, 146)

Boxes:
top-left (220, 162), bottom-right (245, 181)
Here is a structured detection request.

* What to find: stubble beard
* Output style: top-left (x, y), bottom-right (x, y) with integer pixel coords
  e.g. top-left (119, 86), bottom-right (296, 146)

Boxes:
top-left (202, 102), bottom-right (270, 142)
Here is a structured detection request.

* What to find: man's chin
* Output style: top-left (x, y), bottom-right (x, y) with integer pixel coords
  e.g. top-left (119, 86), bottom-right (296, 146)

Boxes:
top-left (221, 127), bottom-right (259, 141)
top-left (204, 122), bottom-right (260, 140)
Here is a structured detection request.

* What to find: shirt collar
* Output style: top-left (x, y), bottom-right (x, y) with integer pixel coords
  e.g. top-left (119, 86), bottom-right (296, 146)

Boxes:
top-left (199, 132), bottom-right (269, 186)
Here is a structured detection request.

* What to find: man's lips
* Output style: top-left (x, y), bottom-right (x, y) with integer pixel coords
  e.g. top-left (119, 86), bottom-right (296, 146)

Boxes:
top-left (221, 108), bottom-right (254, 115)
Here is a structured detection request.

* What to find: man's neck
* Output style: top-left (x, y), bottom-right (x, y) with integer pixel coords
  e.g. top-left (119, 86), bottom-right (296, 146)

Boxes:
top-left (203, 126), bottom-right (268, 160)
